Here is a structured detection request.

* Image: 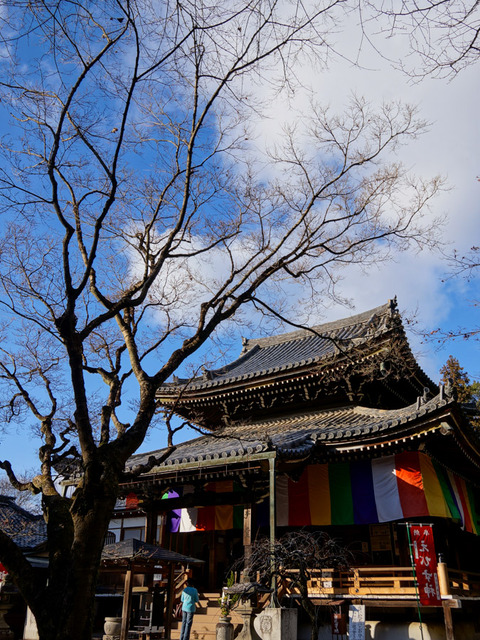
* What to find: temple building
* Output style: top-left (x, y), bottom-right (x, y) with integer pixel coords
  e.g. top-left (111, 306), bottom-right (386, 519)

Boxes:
top-left (112, 300), bottom-right (480, 639)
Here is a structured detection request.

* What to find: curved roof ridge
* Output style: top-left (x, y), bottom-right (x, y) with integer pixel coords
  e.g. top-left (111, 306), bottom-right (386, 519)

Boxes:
top-left (126, 392), bottom-right (455, 472)
top-left (208, 344), bottom-right (260, 379)
top-left (240, 300), bottom-right (396, 352)
top-left (352, 393), bottom-right (448, 418)
top-left (159, 299), bottom-right (405, 391)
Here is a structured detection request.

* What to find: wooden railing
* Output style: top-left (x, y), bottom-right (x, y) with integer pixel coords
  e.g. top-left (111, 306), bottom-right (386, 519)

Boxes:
top-left (447, 568), bottom-right (480, 597)
top-left (281, 565), bottom-right (480, 600)
top-left (218, 565), bottom-right (480, 604)
top-left (283, 567), bottom-right (416, 598)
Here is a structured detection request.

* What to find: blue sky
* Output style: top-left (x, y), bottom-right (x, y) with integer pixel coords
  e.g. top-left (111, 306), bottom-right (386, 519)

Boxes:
top-left (0, 5), bottom-right (479, 475)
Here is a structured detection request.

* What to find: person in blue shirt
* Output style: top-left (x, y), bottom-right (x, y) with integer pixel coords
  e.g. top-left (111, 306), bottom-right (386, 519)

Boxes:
top-left (180, 578), bottom-right (200, 640)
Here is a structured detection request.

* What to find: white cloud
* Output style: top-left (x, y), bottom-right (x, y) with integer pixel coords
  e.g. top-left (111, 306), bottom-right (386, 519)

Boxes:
top-left (237, 15), bottom-right (480, 379)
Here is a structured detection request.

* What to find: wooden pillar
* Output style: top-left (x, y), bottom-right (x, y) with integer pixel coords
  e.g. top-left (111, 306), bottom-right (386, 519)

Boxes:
top-left (165, 563), bottom-right (176, 639)
top-left (120, 566), bottom-right (133, 640)
top-left (144, 512), bottom-right (158, 593)
top-left (145, 510), bottom-right (157, 544)
top-left (268, 455), bottom-right (277, 606)
top-left (438, 563), bottom-right (454, 640)
top-left (442, 602), bottom-right (455, 640)
top-left (437, 562), bottom-right (450, 596)
top-left (158, 512), bottom-right (167, 547)
top-left (209, 530), bottom-right (216, 590)
top-left (243, 505), bottom-right (252, 580)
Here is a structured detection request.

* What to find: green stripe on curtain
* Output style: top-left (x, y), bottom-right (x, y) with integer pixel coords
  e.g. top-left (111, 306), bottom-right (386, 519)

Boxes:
top-left (432, 460), bottom-right (460, 521)
top-left (329, 462), bottom-right (354, 525)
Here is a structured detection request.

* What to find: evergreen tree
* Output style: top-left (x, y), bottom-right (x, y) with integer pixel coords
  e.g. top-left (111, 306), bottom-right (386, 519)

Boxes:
top-left (440, 355), bottom-right (474, 403)
top-left (440, 356), bottom-right (480, 425)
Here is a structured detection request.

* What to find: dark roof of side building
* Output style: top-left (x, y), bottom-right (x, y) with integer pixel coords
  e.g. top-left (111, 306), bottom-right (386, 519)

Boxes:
top-left (101, 539), bottom-right (203, 565)
top-left (0, 495), bottom-right (47, 550)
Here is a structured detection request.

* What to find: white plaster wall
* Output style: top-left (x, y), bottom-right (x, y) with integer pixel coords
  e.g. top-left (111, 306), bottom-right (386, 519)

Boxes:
top-left (298, 619), bottom-right (479, 640)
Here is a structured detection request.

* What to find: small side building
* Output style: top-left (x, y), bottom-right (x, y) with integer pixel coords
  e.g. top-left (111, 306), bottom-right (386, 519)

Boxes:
top-left (0, 496), bottom-right (47, 640)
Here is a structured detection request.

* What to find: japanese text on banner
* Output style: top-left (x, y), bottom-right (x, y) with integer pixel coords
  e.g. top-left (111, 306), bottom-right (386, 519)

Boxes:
top-left (409, 525), bottom-right (442, 606)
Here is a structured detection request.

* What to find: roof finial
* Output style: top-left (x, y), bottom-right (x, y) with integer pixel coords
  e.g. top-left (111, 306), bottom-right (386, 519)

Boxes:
top-left (201, 366), bottom-right (212, 380)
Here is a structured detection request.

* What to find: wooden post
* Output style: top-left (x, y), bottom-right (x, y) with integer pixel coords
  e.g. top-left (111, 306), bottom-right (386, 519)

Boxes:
top-left (438, 563), bottom-right (454, 640)
top-left (209, 530), bottom-right (216, 590)
top-left (145, 510), bottom-right (157, 544)
top-left (158, 512), bottom-right (167, 547)
top-left (269, 455), bottom-right (277, 606)
top-left (353, 568), bottom-right (360, 593)
top-left (144, 512), bottom-right (157, 594)
top-left (120, 566), bottom-right (133, 640)
top-left (442, 602), bottom-right (455, 640)
top-left (165, 563), bottom-right (176, 639)
top-left (437, 562), bottom-right (450, 597)
top-left (243, 505), bottom-right (252, 579)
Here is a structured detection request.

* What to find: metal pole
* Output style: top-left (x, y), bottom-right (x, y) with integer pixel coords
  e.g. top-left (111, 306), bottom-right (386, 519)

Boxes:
top-left (406, 524), bottom-right (425, 640)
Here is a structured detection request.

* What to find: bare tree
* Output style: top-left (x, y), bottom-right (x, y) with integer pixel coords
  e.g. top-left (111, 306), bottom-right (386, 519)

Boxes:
top-left (359, 2), bottom-right (480, 342)
top-left (442, 245), bottom-right (480, 339)
top-left (0, 470), bottom-right (42, 515)
top-left (412, 243), bottom-right (480, 344)
top-left (366, 0), bottom-right (480, 77)
top-left (0, 1), bottom-right (442, 639)
top-left (230, 531), bottom-right (350, 640)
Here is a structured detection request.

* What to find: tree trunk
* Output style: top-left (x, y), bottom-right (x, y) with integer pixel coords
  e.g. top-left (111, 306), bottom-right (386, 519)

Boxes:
top-left (310, 617), bottom-right (319, 640)
top-left (31, 470), bottom-right (120, 640)
top-left (297, 579), bottom-right (318, 640)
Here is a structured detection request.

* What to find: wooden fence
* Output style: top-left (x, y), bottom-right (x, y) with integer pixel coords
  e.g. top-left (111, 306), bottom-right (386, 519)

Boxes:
top-left (281, 565), bottom-right (480, 599)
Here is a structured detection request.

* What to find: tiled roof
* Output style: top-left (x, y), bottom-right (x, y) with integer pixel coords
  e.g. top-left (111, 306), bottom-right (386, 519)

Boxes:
top-left (160, 301), bottom-right (400, 393)
top-left (101, 539), bottom-right (203, 564)
top-left (127, 393), bottom-right (455, 473)
top-left (0, 495), bottom-right (47, 550)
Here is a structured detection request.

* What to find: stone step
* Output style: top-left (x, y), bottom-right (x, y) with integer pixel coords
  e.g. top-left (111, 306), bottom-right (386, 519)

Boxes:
top-left (170, 594), bottom-right (243, 640)
top-left (171, 610), bottom-right (243, 624)
top-left (170, 623), bottom-right (243, 640)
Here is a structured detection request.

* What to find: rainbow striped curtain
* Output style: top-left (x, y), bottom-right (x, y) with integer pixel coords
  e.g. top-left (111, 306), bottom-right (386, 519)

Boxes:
top-left (276, 452), bottom-right (480, 534)
top-left (163, 453), bottom-right (479, 534)
top-left (163, 481), bottom-right (244, 533)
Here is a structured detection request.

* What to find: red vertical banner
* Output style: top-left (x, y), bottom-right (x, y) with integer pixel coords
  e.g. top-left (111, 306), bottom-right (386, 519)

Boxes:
top-left (409, 525), bottom-right (442, 606)
top-left (0, 562), bottom-right (7, 590)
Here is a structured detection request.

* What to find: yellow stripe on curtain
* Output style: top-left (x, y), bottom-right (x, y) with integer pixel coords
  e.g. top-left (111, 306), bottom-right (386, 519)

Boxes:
top-left (419, 453), bottom-right (450, 518)
top-left (308, 464), bottom-right (331, 525)
top-left (215, 505), bottom-right (233, 531)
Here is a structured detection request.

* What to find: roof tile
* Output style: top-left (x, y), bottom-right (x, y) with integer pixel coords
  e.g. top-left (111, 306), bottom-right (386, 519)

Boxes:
top-left (128, 393), bottom-right (452, 473)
